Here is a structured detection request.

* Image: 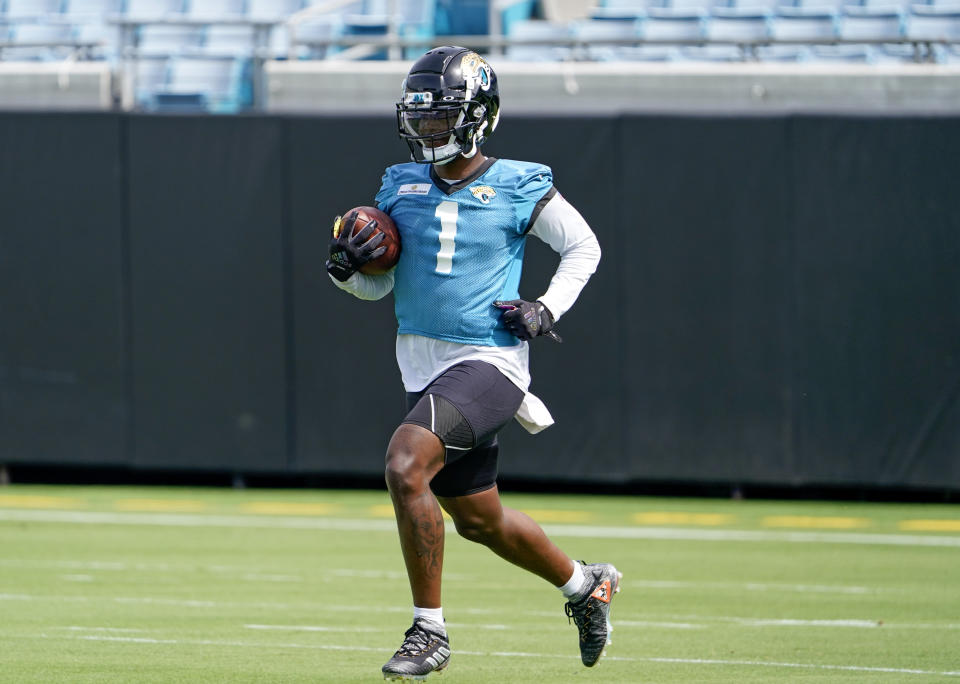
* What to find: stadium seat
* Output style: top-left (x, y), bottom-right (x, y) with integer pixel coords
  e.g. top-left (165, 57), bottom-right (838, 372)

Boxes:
top-left (707, 6), bottom-right (771, 39)
top-left (6, 24), bottom-right (75, 61)
top-left (62, 0), bottom-right (124, 18)
top-left (659, 0), bottom-right (719, 11)
top-left (906, 5), bottom-right (960, 41)
top-left (138, 24), bottom-right (204, 55)
top-left (505, 19), bottom-right (575, 61)
top-left (134, 56), bottom-right (171, 107)
top-left (202, 24), bottom-right (256, 56)
top-left (73, 21), bottom-right (122, 60)
top-left (126, 0), bottom-right (187, 18)
top-left (855, 0), bottom-right (905, 8)
top-left (831, 6), bottom-right (904, 62)
top-left (188, 0), bottom-right (246, 16)
top-left (839, 5), bottom-right (903, 39)
top-left (770, 6), bottom-right (838, 38)
top-left (289, 15), bottom-right (344, 59)
top-left (725, 0), bottom-right (781, 11)
top-left (643, 6), bottom-right (707, 38)
top-left (808, 43), bottom-right (875, 59)
top-left (154, 55), bottom-right (251, 111)
top-left (247, 0), bottom-right (304, 21)
top-left (574, 18), bottom-right (643, 60)
top-left (434, 0), bottom-right (536, 36)
top-left (636, 7), bottom-right (705, 60)
top-left (4, 0), bottom-right (63, 19)
top-left (699, 7), bottom-right (770, 60)
top-left (589, 0), bottom-right (649, 21)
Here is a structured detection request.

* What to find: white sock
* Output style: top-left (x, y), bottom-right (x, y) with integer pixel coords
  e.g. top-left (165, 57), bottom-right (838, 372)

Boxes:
top-left (413, 606), bottom-right (445, 632)
top-left (558, 560), bottom-right (587, 599)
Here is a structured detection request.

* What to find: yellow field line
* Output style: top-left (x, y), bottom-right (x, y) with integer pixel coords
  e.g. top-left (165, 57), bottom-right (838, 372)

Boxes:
top-left (113, 499), bottom-right (208, 513)
top-left (0, 495), bottom-right (85, 509)
top-left (522, 509), bottom-right (595, 523)
top-left (633, 512), bottom-right (736, 526)
top-left (239, 502), bottom-right (342, 516)
top-left (762, 516), bottom-right (872, 529)
top-left (899, 519), bottom-right (960, 532)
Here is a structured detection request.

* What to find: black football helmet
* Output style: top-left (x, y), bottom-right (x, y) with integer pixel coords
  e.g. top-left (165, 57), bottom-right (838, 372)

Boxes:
top-left (396, 46), bottom-right (500, 165)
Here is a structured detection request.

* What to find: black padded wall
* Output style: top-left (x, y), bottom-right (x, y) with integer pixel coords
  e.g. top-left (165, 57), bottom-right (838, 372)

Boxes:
top-left (0, 113), bottom-right (127, 465)
top-left (2, 112), bottom-right (958, 490)
top-left (126, 116), bottom-right (288, 471)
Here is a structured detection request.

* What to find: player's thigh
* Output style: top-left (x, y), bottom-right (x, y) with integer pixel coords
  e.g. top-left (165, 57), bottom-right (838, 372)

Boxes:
top-left (402, 360), bottom-right (524, 453)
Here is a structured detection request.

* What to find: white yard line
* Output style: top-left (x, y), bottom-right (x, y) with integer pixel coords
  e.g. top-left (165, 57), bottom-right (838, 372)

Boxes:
top-left (20, 633), bottom-right (960, 677)
top-left (3, 509), bottom-right (960, 548)
top-left (629, 579), bottom-right (880, 594)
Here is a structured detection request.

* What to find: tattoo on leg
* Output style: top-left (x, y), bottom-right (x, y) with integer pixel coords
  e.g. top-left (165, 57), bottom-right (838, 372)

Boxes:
top-left (411, 494), bottom-right (445, 580)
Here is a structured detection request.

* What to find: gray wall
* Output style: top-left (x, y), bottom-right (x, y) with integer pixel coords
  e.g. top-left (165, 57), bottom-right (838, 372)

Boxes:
top-left (1, 111), bottom-right (958, 489)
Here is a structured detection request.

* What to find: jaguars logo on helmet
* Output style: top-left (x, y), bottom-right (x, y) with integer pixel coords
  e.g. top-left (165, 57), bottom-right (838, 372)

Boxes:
top-left (396, 46), bottom-right (501, 165)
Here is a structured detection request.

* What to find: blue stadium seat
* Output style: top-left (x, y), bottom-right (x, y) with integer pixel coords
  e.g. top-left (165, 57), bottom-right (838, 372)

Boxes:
top-left (725, 0), bottom-right (781, 11)
top-left (574, 18), bottom-right (643, 60)
top-left (832, 6), bottom-right (905, 62)
top-left (4, 0), bottom-right (63, 19)
top-left (505, 19), bottom-right (574, 61)
top-left (202, 24), bottom-right (255, 55)
top-left (434, 0), bottom-right (536, 36)
top-left (247, 0), bottom-right (304, 21)
top-left (289, 15), bottom-right (343, 59)
top-left (855, 0), bottom-right (907, 8)
top-left (138, 25), bottom-right (204, 55)
top-left (154, 55), bottom-right (251, 112)
top-left (73, 20), bottom-right (122, 60)
top-left (643, 6), bottom-right (707, 37)
top-left (6, 24), bottom-right (75, 61)
top-left (637, 7), bottom-right (705, 59)
top-left (707, 6), bottom-right (771, 39)
top-left (590, 0), bottom-right (650, 21)
top-left (134, 57), bottom-right (170, 107)
top-left (839, 5), bottom-right (903, 38)
top-left (188, 0), bottom-right (246, 16)
top-left (906, 5), bottom-right (960, 41)
top-left (700, 7), bottom-right (770, 59)
top-left (769, 6), bottom-right (838, 38)
top-left (658, 0), bottom-right (720, 11)
top-left (126, 0), bottom-right (187, 18)
top-left (808, 43), bottom-right (875, 59)
top-left (63, 0), bottom-right (124, 17)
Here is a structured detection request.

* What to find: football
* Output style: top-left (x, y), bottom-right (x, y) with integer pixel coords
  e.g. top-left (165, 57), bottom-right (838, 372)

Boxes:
top-left (340, 205), bottom-right (401, 275)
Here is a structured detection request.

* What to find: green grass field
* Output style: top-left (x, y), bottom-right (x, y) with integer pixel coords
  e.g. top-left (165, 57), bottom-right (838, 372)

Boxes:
top-left (1, 484), bottom-right (958, 683)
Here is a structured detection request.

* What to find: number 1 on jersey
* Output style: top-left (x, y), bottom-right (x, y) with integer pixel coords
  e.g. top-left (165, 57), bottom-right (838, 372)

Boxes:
top-left (435, 200), bottom-right (458, 274)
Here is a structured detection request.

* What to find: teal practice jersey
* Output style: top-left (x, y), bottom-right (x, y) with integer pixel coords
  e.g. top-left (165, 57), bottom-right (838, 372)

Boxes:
top-left (375, 157), bottom-right (555, 347)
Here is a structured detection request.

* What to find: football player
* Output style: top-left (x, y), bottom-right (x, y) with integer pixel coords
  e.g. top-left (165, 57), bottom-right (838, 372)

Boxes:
top-left (326, 46), bottom-right (618, 681)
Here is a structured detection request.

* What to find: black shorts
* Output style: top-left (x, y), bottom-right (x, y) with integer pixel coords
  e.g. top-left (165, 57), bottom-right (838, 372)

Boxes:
top-left (403, 360), bottom-right (525, 498)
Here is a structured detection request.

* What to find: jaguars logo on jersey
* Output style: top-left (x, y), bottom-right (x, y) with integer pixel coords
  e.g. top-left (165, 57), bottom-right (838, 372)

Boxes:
top-left (469, 185), bottom-right (497, 204)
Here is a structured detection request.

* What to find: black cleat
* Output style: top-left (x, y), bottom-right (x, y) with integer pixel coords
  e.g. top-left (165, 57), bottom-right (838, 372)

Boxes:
top-left (564, 562), bottom-right (622, 667)
top-left (382, 618), bottom-right (451, 681)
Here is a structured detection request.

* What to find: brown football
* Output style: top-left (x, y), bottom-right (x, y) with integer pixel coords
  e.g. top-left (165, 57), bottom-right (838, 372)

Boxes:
top-left (341, 206), bottom-right (401, 275)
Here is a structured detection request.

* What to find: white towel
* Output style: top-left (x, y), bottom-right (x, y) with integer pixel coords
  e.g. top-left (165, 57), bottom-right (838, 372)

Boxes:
top-left (515, 392), bottom-right (555, 434)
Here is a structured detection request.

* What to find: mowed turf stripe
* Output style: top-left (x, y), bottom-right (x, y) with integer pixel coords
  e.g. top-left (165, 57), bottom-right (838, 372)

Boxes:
top-left (20, 633), bottom-right (960, 678)
top-left (3, 509), bottom-right (960, 547)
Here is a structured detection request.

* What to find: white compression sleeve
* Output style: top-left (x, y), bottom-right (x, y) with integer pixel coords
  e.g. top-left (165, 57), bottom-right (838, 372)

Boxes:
top-left (527, 192), bottom-right (602, 321)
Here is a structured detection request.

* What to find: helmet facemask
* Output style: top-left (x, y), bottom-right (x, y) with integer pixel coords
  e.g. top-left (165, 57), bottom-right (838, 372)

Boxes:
top-left (397, 91), bottom-right (489, 165)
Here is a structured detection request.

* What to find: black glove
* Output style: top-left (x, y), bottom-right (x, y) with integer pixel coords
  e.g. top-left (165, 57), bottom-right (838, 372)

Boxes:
top-left (326, 211), bottom-right (387, 282)
top-left (493, 299), bottom-right (562, 342)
